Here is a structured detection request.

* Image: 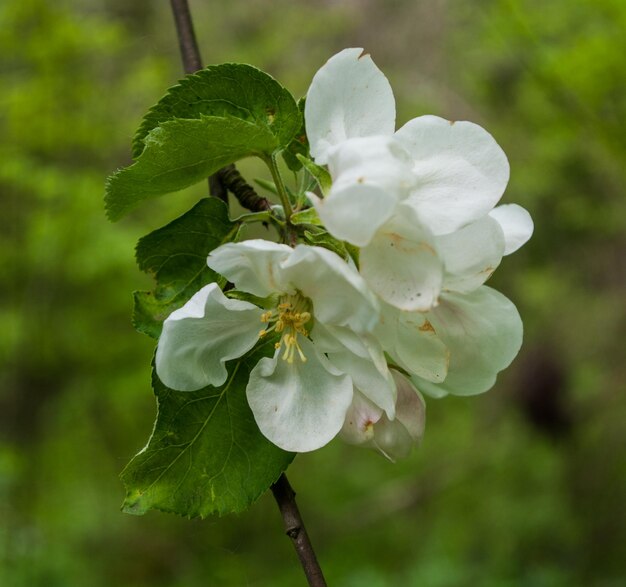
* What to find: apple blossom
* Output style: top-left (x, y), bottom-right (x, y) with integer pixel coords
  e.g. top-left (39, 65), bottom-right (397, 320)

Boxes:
top-left (155, 239), bottom-right (397, 453)
top-left (304, 48), bottom-right (533, 312)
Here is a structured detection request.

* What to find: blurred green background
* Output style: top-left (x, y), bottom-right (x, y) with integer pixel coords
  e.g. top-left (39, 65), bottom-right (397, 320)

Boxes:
top-left (2, 0), bottom-right (626, 585)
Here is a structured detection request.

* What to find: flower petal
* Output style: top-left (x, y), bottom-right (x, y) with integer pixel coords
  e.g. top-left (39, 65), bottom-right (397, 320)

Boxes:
top-left (247, 337), bottom-right (353, 452)
top-left (437, 215), bottom-right (505, 293)
top-left (312, 323), bottom-right (396, 418)
top-left (309, 182), bottom-right (398, 247)
top-left (305, 48), bottom-right (396, 164)
top-left (390, 370), bottom-right (426, 442)
top-left (488, 204), bottom-right (534, 255)
top-left (395, 115), bottom-right (510, 235)
top-left (360, 205), bottom-right (443, 311)
top-left (376, 303), bottom-right (449, 383)
top-left (340, 391), bottom-right (383, 446)
top-left (414, 286), bottom-right (523, 396)
top-left (155, 283), bottom-right (263, 391)
top-left (207, 240), bottom-right (293, 297)
top-left (280, 245), bottom-right (380, 332)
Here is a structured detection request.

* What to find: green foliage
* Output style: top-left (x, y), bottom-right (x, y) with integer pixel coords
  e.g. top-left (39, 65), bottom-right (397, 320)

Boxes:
top-left (282, 97), bottom-right (309, 171)
top-left (296, 154), bottom-right (332, 194)
top-left (121, 345), bottom-right (294, 518)
top-left (132, 64), bottom-right (301, 158)
top-left (105, 64), bottom-right (301, 220)
top-left (133, 197), bottom-right (240, 338)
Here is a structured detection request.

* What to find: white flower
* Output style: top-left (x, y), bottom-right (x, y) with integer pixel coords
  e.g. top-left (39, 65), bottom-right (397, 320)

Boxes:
top-left (155, 240), bottom-right (391, 453)
top-left (304, 48), bottom-right (533, 311)
top-left (341, 370), bottom-right (426, 462)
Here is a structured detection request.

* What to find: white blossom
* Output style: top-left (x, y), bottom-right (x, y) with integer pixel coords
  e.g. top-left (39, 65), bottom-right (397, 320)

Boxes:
top-left (155, 240), bottom-right (393, 453)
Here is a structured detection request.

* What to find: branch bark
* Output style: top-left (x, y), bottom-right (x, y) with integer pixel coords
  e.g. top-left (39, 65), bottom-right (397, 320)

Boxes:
top-left (271, 474), bottom-right (328, 587)
top-left (169, 0), bottom-right (228, 203)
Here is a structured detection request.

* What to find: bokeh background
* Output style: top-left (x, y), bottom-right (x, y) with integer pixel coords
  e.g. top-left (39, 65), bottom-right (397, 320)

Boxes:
top-left (2, 0), bottom-right (626, 585)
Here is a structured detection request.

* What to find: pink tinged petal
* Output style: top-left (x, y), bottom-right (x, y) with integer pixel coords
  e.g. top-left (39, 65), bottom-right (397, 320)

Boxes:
top-left (437, 215), bottom-right (506, 293)
top-left (207, 240), bottom-right (293, 297)
top-left (391, 370), bottom-right (426, 442)
top-left (395, 115), bottom-right (510, 235)
top-left (488, 204), bottom-right (534, 255)
top-left (360, 207), bottom-right (444, 311)
top-left (280, 245), bottom-right (379, 332)
top-left (312, 323), bottom-right (397, 418)
top-left (340, 391), bottom-right (383, 446)
top-left (415, 286), bottom-right (523, 396)
top-left (305, 48), bottom-right (396, 165)
top-left (376, 304), bottom-right (449, 383)
top-left (247, 337), bottom-right (353, 452)
top-left (155, 283), bottom-right (264, 391)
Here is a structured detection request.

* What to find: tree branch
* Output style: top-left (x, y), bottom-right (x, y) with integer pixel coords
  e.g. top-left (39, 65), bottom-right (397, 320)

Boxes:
top-left (169, 0), bottom-right (228, 203)
top-left (271, 474), bottom-right (328, 587)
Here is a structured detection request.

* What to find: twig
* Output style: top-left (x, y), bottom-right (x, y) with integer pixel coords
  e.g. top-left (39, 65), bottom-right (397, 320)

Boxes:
top-left (169, 0), bottom-right (228, 203)
top-left (217, 164), bottom-right (272, 212)
top-left (271, 474), bottom-right (328, 587)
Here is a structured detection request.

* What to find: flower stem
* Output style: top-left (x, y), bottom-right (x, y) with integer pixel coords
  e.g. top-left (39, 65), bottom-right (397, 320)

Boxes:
top-left (265, 155), bottom-right (297, 245)
top-left (271, 474), bottom-right (328, 587)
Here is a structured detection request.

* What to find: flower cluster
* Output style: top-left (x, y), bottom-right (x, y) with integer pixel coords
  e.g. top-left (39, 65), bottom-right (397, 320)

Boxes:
top-left (155, 49), bottom-right (533, 459)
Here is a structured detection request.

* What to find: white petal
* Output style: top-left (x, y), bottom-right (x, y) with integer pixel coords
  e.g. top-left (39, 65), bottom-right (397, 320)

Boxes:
top-left (207, 240), bottom-right (293, 297)
top-left (280, 245), bottom-right (380, 332)
top-left (391, 370), bottom-right (426, 441)
top-left (360, 206), bottom-right (443, 311)
top-left (340, 391), bottom-right (383, 446)
top-left (247, 337), bottom-right (353, 452)
top-left (155, 283), bottom-right (263, 391)
top-left (414, 286), bottom-right (523, 396)
top-left (376, 304), bottom-right (449, 383)
top-left (488, 204), bottom-right (534, 255)
top-left (311, 182), bottom-right (398, 247)
top-left (312, 323), bottom-right (396, 418)
top-left (396, 115), bottom-right (510, 235)
top-left (305, 48), bottom-right (396, 164)
top-left (437, 215), bottom-right (506, 293)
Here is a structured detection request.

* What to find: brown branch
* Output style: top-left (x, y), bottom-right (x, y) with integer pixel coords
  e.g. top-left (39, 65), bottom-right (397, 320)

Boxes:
top-left (271, 474), bottom-right (328, 587)
top-left (169, 0), bottom-right (228, 204)
top-left (217, 164), bottom-right (272, 212)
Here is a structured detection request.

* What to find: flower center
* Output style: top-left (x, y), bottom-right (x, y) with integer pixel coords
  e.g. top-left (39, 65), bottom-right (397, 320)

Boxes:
top-left (259, 293), bottom-right (312, 363)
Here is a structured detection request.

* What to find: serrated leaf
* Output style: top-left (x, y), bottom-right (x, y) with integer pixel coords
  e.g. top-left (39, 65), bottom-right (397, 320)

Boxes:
top-left (282, 97), bottom-right (309, 172)
top-left (106, 116), bottom-right (279, 220)
top-left (121, 342), bottom-right (295, 518)
top-left (133, 198), bottom-right (240, 338)
top-left (296, 154), bottom-right (332, 194)
top-left (133, 64), bottom-right (301, 159)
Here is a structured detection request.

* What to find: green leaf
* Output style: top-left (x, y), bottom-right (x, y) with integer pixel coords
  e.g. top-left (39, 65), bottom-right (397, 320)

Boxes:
top-left (133, 197), bottom-right (240, 338)
top-left (132, 64), bottom-right (301, 158)
top-left (106, 116), bottom-right (279, 220)
top-left (282, 97), bottom-right (309, 172)
top-left (121, 342), bottom-right (295, 518)
top-left (296, 154), bottom-right (332, 194)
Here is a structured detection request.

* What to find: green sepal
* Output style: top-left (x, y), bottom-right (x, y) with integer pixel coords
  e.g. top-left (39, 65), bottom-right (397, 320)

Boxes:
top-left (296, 154), bottom-right (331, 194)
top-left (303, 228), bottom-right (351, 261)
top-left (225, 289), bottom-right (277, 310)
top-left (282, 98), bottom-right (309, 172)
top-left (132, 198), bottom-right (240, 339)
top-left (291, 207), bottom-right (322, 226)
top-left (132, 64), bottom-right (301, 158)
top-left (121, 341), bottom-right (295, 518)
